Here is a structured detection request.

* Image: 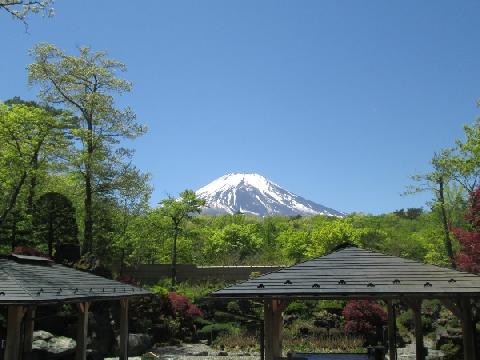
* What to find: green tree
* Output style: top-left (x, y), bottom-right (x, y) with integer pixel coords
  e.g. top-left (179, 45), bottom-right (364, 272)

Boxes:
top-left (33, 192), bottom-right (78, 257)
top-left (28, 44), bottom-right (146, 255)
top-left (203, 223), bottom-right (262, 265)
top-left (0, 102), bottom-right (67, 245)
top-left (111, 165), bottom-right (152, 275)
top-left (160, 190), bottom-right (205, 288)
top-left (408, 150), bottom-right (456, 268)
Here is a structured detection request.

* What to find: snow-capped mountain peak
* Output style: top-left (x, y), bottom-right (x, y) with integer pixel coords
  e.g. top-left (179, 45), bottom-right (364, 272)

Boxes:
top-left (196, 173), bottom-right (344, 217)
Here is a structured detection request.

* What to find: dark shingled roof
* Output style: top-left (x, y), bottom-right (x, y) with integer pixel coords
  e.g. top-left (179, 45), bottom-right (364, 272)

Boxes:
top-left (0, 255), bottom-right (151, 305)
top-left (211, 246), bottom-right (480, 299)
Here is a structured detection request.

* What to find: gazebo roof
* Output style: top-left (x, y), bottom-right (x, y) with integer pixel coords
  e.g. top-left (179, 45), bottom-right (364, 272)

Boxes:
top-left (0, 254), bottom-right (150, 305)
top-left (211, 246), bottom-right (480, 300)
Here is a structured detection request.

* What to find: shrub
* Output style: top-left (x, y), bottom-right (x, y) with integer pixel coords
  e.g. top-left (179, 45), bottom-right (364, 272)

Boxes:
top-left (285, 301), bottom-right (310, 316)
top-left (168, 292), bottom-right (203, 318)
top-left (197, 323), bottom-right (240, 340)
top-left (343, 300), bottom-right (387, 344)
top-left (214, 330), bottom-right (257, 350)
top-left (440, 342), bottom-right (462, 360)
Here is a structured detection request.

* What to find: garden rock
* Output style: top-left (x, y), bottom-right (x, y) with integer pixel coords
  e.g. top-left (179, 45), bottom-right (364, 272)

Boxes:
top-left (32, 334), bottom-right (76, 358)
top-left (115, 333), bottom-right (152, 356)
top-left (47, 336), bottom-right (76, 355)
top-left (33, 330), bottom-right (54, 341)
top-left (32, 339), bottom-right (49, 352)
top-left (194, 351), bottom-right (209, 356)
top-left (217, 351), bottom-right (229, 356)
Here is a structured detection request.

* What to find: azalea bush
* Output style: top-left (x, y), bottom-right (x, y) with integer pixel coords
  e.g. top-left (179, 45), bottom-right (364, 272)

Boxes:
top-left (452, 187), bottom-right (480, 273)
top-left (168, 292), bottom-right (203, 318)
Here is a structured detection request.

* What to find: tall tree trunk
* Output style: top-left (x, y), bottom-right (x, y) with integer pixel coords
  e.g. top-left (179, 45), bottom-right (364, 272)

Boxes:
top-left (10, 210), bottom-right (18, 252)
top-left (47, 204), bottom-right (54, 257)
top-left (171, 227), bottom-right (179, 289)
top-left (438, 177), bottom-right (456, 268)
top-left (27, 154), bottom-right (38, 215)
top-left (0, 171), bottom-right (28, 230)
top-left (83, 117), bottom-right (94, 255)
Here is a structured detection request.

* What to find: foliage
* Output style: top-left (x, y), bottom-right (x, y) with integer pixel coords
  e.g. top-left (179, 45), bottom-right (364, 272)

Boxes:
top-left (203, 223), bottom-right (262, 264)
top-left (343, 300), bottom-right (387, 343)
top-left (33, 192), bottom-right (78, 257)
top-left (168, 292), bottom-right (203, 318)
top-left (160, 190), bottom-right (205, 287)
top-left (197, 322), bottom-right (240, 339)
top-left (0, 0), bottom-right (54, 24)
top-left (452, 187), bottom-right (480, 273)
top-left (28, 43), bottom-right (148, 256)
top-left (440, 342), bottom-right (462, 360)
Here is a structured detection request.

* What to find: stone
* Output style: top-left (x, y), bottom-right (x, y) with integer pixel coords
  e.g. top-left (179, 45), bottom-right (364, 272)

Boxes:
top-left (194, 351), bottom-right (209, 356)
top-left (217, 351), bottom-right (229, 356)
top-left (32, 339), bottom-right (49, 351)
top-left (33, 330), bottom-right (54, 341)
top-left (115, 333), bottom-right (152, 356)
top-left (46, 336), bottom-right (76, 355)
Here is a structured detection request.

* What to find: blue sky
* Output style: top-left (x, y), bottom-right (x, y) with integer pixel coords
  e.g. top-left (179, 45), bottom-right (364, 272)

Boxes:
top-left (1, 1), bottom-right (479, 214)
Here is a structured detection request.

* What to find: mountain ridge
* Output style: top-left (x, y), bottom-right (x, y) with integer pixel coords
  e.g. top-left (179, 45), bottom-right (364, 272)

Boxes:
top-left (195, 173), bottom-right (344, 217)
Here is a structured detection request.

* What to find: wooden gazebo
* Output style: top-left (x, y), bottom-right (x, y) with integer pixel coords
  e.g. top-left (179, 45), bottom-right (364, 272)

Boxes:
top-left (0, 254), bottom-right (151, 360)
top-left (211, 246), bottom-right (480, 360)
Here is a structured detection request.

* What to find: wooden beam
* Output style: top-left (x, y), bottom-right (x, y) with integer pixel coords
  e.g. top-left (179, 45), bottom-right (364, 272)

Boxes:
top-left (264, 299), bottom-right (284, 360)
top-left (387, 300), bottom-right (396, 360)
top-left (119, 299), bottom-right (129, 360)
top-left (5, 305), bottom-right (25, 360)
top-left (409, 300), bottom-right (425, 360)
top-left (459, 298), bottom-right (476, 360)
top-left (75, 302), bottom-right (89, 360)
top-left (23, 306), bottom-right (36, 360)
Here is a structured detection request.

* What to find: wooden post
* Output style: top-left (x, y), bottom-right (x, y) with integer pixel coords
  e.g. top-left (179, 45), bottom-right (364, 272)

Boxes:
top-left (5, 305), bottom-right (25, 360)
top-left (119, 299), bottom-right (129, 360)
top-left (259, 319), bottom-right (265, 360)
top-left (410, 300), bottom-right (424, 360)
top-left (76, 302), bottom-right (89, 360)
top-left (264, 299), bottom-right (284, 360)
top-left (459, 298), bottom-right (476, 360)
top-left (23, 306), bottom-right (36, 360)
top-left (387, 300), bottom-right (396, 360)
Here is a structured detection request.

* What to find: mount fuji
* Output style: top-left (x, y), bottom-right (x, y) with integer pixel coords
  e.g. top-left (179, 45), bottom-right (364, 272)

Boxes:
top-left (195, 173), bottom-right (345, 217)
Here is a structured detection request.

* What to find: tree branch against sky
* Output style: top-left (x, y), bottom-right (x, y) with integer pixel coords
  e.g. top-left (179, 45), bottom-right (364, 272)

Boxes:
top-left (1, 0), bottom-right (54, 26)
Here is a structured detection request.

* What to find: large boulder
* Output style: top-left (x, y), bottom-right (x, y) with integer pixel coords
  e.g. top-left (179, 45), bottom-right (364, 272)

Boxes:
top-left (47, 336), bottom-right (76, 355)
top-left (115, 333), bottom-right (152, 356)
top-left (33, 330), bottom-right (54, 341)
top-left (32, 331), bottom-right (76, 359)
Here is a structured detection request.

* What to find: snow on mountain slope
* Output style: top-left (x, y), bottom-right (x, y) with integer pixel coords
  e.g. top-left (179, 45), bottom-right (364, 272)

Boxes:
top-left (195, 173), bottom-right (345, 217)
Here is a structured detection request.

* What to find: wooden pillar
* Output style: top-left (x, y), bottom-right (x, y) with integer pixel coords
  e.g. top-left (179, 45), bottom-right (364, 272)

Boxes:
top-left (387, 300), bottom-right (396, 360)
top-left (410, 300), bottom-right (424, 360)
top-left (119, 299), bottom-right (129, 360)
top-left (264, 299), bottom-right (284, 360)
top-left (23, 306), bottom-right (36, 360)
top-left (459, 298), bottom-right (476, 360)
top-left (5, 305), bottom-right (25, 360)
top-left (259, 319), bottom-right (265, 360)
top-left (76, 302), bottom-right (89, 360)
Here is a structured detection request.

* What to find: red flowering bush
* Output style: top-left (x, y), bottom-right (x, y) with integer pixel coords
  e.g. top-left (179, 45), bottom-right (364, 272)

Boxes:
top-left (452, 187), bottom-right (480, 273)
top-left (168, 292), bottom-right (203, 318)
top-left (343, 300), bottom-right (387, 343)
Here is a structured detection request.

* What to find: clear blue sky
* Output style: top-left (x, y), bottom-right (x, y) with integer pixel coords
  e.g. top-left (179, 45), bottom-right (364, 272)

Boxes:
top-left (1, 1), bottom-right (479, 214)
